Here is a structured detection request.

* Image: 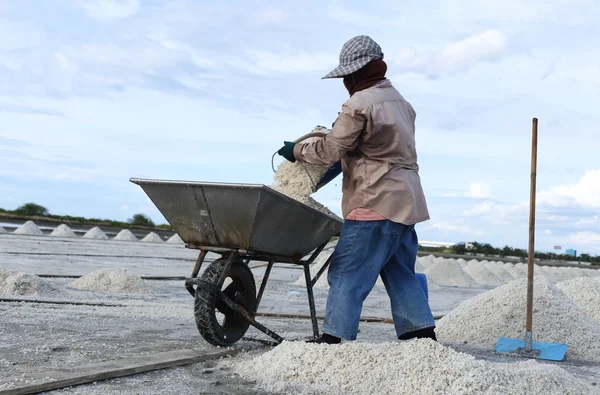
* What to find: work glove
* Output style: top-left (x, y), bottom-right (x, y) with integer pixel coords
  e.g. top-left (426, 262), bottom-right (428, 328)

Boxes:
top-left (315, 161), bottom-right (342, 191)
top-left (277, 141), bottom-right (296, 163)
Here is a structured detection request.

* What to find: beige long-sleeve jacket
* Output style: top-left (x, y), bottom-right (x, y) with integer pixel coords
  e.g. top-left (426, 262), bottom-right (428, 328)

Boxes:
top-left (293, 80), bottom-right (429, 225)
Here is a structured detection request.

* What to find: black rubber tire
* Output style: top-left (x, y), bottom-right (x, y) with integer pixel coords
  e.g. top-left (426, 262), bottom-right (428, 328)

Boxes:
top-left (194, 257), bottom-right (257, 347)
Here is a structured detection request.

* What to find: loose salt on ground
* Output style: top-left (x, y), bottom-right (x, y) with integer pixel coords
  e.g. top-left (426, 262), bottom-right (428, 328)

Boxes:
top-left (234, 339), bottom-right (594, 395)
top-left (50, 224), bottom-right (77, 238)
top-left (13, 220), bottom-right (44, 236)
top-left (424, 259), bottom-right (477, 288)
top-left (0, 268), bottom-right (67, 298)
top-left (141, 232), bottom-right (163, 243)
top-left (463, 261), bottom-right (504, 287)
top-left (113, 229), bottom-right (138, 241)
top-left (67, 268), bottom-right (149, 294)
top-left (166, 233), bottom-right (184, 244)
top-left (556, 277), bottom-right (600, 324)
top-left (436, 277), bottom-right (600, 362)
top-left (83, 227), bottom-right (108, 240)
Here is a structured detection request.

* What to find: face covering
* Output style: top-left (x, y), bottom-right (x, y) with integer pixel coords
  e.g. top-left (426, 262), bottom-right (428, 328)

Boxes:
top-left (343, 58), bottom-right (387, 96)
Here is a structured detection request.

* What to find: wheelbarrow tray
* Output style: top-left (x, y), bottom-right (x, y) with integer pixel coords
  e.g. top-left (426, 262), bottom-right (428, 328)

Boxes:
top-left (130, 178), bottom-right (343, 258)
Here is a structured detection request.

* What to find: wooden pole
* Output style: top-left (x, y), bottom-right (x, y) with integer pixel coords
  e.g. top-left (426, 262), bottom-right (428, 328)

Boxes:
top-left (525, 117), bottom-right (538, 351)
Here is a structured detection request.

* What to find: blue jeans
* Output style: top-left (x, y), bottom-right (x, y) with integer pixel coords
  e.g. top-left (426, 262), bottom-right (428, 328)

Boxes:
top-left (323, 220), bottom-right (435, 340)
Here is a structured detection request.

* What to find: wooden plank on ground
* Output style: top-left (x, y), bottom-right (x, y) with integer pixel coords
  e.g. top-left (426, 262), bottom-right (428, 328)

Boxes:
top-left (0, 348), bottom-right (238, 395)
top-left (0, 297), bottom-right (124, 307)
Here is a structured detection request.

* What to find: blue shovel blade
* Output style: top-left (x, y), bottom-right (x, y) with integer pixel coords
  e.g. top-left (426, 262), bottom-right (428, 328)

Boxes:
top-left (495, 337), bottom-right (567, 361)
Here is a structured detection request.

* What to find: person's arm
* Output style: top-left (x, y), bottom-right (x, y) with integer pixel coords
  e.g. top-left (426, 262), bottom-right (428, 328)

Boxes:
top-left (293, 103), bottom-right (366, 165)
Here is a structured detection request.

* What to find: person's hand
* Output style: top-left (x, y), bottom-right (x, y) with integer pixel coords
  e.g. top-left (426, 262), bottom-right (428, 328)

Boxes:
top-left (277, 141), bottom-right (296, 162)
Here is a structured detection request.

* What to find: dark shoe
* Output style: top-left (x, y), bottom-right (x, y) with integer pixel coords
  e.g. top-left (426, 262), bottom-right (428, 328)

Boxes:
top-left (306, 334), bottom-right (341, 344)
top-left (398, 327), bottom-right (437, 342)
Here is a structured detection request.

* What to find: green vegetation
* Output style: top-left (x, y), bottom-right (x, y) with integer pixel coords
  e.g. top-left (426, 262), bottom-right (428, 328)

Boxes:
top-left (128, 213), bottom-right (155, 228)
top-left (14, 202), bottom-right (50, 216)
top-left (418, 241), bottom-right (599, 265)
top-left (0, 202), bottom-right (172, 231)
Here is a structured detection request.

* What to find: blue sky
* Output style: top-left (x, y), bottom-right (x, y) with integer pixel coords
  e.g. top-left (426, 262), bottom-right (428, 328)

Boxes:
top-left (1, 0), bottom-right (599, 254)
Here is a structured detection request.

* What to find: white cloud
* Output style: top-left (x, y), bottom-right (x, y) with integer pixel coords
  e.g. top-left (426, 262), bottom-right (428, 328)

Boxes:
top-left (539, 169), bottom-right (600, 209)
top-left (467, 183), bottom-right (491, 198)
top-left (79, 0), bottom-right (140, 20)
top-left (253, 9), bottom-right (288, 24)
top-left (393, 30), bottom-right (509, 76)
top-left (439, 30), bottom-right (507, 73)
top-left (543, 230), bottom-right (553, 235)
top-left (569, 231), bottom-right (600, 246)
top-left (463, 200), bottom-right (495, 216)
top-left (243, 50), bottom-right (336, 73)
top-left (423, 221), bottom-right (484, 236)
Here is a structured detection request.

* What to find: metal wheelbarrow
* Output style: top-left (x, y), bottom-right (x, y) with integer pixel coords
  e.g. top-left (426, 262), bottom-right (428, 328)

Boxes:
top-left (130, 177), bottom-right (344, 347)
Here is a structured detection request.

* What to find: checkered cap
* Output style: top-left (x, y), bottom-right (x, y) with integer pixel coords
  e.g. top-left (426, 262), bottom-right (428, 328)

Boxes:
top-left (322, 35), bottom-right (384, 79)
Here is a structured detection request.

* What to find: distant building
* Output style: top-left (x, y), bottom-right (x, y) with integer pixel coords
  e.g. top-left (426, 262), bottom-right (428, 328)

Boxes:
top-left (565, 248), bottom-right (577, 257)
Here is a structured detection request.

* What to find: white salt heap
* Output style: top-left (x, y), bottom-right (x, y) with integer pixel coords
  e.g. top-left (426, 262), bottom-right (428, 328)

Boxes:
top-left (436, 277), bottom-right (600, 362)
top-left (417, 256), bottom-right (434, 269)
top-left (0, 268), bottom-right (67, 298)
top-left (462, 261), bottom-right (504, 287)
top-left (424, 259), bottom-right (476, 288)
top-left (83, 226), bottom-right (108, 240)
top-left (14, 220), bottom-right (44, 236)
top-left (113, 229), bottom-right (138, 241)
top-left (166, 233), bottom-right (184, 244)
top-left (141, 232), bottom-right (163, 243)
top-left (68, 268), bottom-right (149, 293)
top-left (50, 224), bottom-right (76, 238)
top-left (235, 339), bottom-right (594, 395)
top-left (0, 226), bottom-right (6, 233)
top-left (484, 262), bottom-right (517, 283)
top-left (556, 277), bottom-right (600, 324)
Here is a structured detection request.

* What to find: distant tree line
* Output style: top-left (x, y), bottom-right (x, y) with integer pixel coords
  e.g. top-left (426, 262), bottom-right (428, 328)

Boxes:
top-left (419, 241), bottom-right (599, 264)
top-left (0, 202), bottom-right (172, 230)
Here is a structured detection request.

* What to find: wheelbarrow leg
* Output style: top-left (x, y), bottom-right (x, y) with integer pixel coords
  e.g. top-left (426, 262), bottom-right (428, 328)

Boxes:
top-left (303, 263), bottom-right (320, 339)
top-left (185, 250), bottom-right (208, 297)
top-left (255, 259), bottom-right (274, 309)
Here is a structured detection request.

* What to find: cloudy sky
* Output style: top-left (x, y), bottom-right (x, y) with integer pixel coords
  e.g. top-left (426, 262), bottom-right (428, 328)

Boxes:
top-left (1, 0), bottom-right (599, 253)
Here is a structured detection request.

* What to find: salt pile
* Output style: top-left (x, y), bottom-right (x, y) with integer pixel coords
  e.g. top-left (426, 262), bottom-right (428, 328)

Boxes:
top-left (166, 233), bottom-right (184, 244)
top-left (235, 339), bottom-right (594, 395)
top-left (83, 226), bottom-right (108, 240)
top-left (436, 277), bottom-right (600, 362)
top-left (484, 262), bottom-right (517, 283)
top-left (141, 232), bottom-right (163, 243)
top-left (556, 277), bottom-right (600, 324)
top-left (50, 224), bottom-right (77, 238)
top-left (113, 229), bottom-right (138, 241)
top-left (0, 268), bottom-right (67, 298)
top-left (68, 268), bottom-right (149, 293)
top-left (424, 259), bottom-right (476, 288)
top-left (462, 261), bottom-right (504, 287)
top-left (416, 256), bottom-right (434, 269)
top-left (13, 220), bottom-right (44, 236)
top-left (0, 226), bottom-right (6, 233)
top-left (456, 258), bottom-right (468, 267)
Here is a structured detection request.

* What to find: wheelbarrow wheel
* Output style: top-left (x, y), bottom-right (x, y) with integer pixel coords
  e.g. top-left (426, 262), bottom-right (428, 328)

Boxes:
top-left (194, 257), bottom-right (257, 347)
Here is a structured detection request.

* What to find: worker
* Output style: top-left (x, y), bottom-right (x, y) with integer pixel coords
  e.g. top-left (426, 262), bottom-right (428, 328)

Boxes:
top-left (277, 35), bottom-right (436, 344)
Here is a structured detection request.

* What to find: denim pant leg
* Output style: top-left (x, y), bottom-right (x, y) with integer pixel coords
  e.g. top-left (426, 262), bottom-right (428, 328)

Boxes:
top-left (379, 225), bottom-right (435, 337)
top-left (323, 220), bottom-right (396, 340)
